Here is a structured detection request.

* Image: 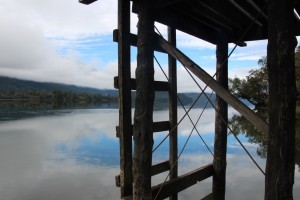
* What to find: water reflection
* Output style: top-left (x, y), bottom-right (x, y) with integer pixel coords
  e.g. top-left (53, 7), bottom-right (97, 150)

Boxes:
top-left (0, 108), bottom-right (299, 199)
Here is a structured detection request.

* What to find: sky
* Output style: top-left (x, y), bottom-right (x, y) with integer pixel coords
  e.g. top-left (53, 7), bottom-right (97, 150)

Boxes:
top-left (0, 0), bottom-right (270, 92)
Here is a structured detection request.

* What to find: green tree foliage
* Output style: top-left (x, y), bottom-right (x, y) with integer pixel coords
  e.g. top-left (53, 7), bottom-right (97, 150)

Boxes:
top-left (229, 53), bottom-right (300, 164)
top-left (229, 57), bottom-right (268, 111)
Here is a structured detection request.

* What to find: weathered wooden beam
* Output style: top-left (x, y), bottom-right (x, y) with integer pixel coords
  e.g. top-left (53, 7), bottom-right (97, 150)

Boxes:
top-left (155, 34), bottom-right (269, 135)
top-left (173, 6), bottom-right (229, 32)
top-left (168, 26), bottom-right (178, 200)
top-left (152, 164), bottom-right (213, 200)
top-left (114, 76), bottom-right (169, 91)
top-left (245, 0), bottom-right (268, 19)
top-left (153, 7), bottom-right (218, 44)
top-left (197, 0), bottom-right (244, 31)
top-left (116, 121), bottom-right (170, 138)
top-left (133, 2), bottom-right (155, 199)
top-left (153, 121), bottom-right (171, 132)
top-left (79, 0), bottom-right (97, 5)
top-left (213, 34), bottom-right (228, 200)
top-left (116, 160), bottom-right (170, 187)
top-left (151, 160), bottom-right (170, 176)
top-left (265, 0), bottom-right (297, 199)
top-left (228, 0), bottom-right (264, 27)
top-left (117, 0), bottom-right (133, 198)
top-left (113, 29), bottom-right (167, 53)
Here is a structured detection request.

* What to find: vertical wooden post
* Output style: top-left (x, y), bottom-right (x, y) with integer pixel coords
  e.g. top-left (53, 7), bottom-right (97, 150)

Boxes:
top-left (133, 1), bottom-right (154, 199)
top-left (118, 0), bottom-right (132, 198)
top-left (213, 34), bottom-right (228, 200)
top-left (168, 27), bottom-right (178, 200)
top-left (265, 0), bottom-right (297, 199)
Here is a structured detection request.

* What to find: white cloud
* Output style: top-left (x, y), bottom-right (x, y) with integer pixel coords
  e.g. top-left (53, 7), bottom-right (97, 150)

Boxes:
top-left (0, 14), bottom-right (118, 89)
top-left (0, 0), bottom-right (117, 38)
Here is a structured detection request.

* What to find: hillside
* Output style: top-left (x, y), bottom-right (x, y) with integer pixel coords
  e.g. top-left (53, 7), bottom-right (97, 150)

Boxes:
top-left (0, 76), bottom-right (221, 108)
top-left (0, 76), bottom-right (117, 96)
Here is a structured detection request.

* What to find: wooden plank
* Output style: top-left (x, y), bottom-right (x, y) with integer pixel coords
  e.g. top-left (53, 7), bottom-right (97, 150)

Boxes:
top-left (153, 121), bottom-right (170, 132)
top-left (113, 29), bottom-right (167, 54)
top-left (152, 164), bottom-right (213, 200)
top-left (114, 76), bottom-right (169, 91)
top-left (155, 34), bottom-right (269, 135)
top-left (168, 27), bottom-right (178, 200)
top-left (151, 161), bottom-right (170, 176)
top-left (79, 0), bottom-right (97, 5)
top-left (116, 160), bottom-right (170, 187)
top-left (265, 0), bottom-right (297, 199)
top-left (117, 0), bottom-right (133, 197)
top-left (116, 121), bottom-right (170, 138)
top-left (228, 0), bottom-right (263, 27)
top-left (213, 34), bottom-right (228, 200)
top-left (133, 1), bottom-right (155, 198)
top-left (153, 7), bottom-right (218, 44)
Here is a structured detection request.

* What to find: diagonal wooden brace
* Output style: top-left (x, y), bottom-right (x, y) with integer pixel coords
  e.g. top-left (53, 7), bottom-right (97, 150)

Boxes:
top-left (155, 34), bottom-right (269, 135)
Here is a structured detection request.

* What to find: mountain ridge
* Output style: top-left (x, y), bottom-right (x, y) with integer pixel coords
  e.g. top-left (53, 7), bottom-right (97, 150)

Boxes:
top-left (0, 76), bottom-right (117, 96)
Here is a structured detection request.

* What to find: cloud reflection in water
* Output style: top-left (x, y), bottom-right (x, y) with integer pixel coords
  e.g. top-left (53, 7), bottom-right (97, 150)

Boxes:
top-left (0, 108), bottom-right (299, 199)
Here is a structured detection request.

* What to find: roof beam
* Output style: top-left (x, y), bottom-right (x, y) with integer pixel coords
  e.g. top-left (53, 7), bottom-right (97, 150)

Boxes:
top-left (197, 1), bottom-right (243, 31)
top-left (245, 0), bottom-right (268, 20)
top-left (228, 0), bottom-right (264, 27)
top-left (153, 7), bottom-right (219, 44)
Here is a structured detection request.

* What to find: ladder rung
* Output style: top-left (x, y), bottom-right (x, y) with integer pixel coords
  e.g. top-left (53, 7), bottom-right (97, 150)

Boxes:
top-left (120, 164), bottom-right (213, 199)
top-left (116, 160), bottom-right (170, 188)
top-left (153, 121), bottom-right (170, 132)
top-left (113, 29), bottom-right (167, 54)
top-left (151, 160), bottom-right (170, 176)
top-left (152, 163), bottom-right (213, 200)
top-left (114, 76), bottom-right (169, 91)
top-left (116, 121), bottom-right (170, 138)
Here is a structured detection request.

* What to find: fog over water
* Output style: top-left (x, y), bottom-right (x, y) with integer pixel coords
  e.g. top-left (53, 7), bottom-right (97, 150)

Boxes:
top-left (0, 108), bottom-right (299, 199)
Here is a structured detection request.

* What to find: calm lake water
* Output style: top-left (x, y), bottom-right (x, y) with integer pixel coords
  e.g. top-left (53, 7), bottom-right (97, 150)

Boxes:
top-left (0, 108), bottom-right (299, 200)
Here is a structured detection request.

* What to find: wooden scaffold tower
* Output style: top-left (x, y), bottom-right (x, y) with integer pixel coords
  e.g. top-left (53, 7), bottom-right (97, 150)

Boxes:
top-left (80, 0), bottom-right (300, 199)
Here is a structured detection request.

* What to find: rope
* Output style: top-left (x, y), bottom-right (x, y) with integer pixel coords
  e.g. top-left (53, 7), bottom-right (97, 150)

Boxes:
top-left (154, 55), bottom-right (215, 158)
top-left (152, 87), bottom-right (207, 153)
top-left (153, 79), bottom-right (213, 200)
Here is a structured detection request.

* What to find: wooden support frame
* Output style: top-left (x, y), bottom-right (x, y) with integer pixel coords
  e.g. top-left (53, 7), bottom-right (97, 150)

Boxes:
top-left (117, 0), bottom-right (133, 198)
top-left (265, 0), bottom-right (297, 199)
top-left (155, 34), bottom-right (269, 135)
top-left (168, 26), bottom-right (178, 200)
top-left (133, 1), bottom-right (155, 199)
top-left (213, 33), bottom-right (228, 200)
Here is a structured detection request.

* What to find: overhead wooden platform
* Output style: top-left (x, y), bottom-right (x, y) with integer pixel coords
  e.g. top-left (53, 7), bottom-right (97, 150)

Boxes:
top-left (81, 0), bottom-right (300, 44)
top-left (138, 0), bottom-right (300, 44)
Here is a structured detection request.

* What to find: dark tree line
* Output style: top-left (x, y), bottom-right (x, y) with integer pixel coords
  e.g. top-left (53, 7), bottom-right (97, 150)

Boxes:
top-left (0, 90), bottom-right (118, 105)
